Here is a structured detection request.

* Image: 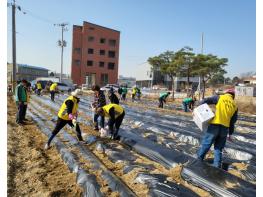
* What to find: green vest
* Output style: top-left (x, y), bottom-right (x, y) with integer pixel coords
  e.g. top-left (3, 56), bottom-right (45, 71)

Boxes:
top-left (160, 92), bottom-right (168, 99)
top-left (183, 97), bottom-right (193, 104)
top-left (15, 84), bottom-right (27, 102)
top-left (122, 87), bottom-right (128, 94)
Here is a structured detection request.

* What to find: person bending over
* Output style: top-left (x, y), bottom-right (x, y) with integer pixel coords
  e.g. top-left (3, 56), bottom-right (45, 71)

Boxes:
top-left (45, 89), bottom-right (84, 149)
top-left (96, 103), bottom-right (125, 140)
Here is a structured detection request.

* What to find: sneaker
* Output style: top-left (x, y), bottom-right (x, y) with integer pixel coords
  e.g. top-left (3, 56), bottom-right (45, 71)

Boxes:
top-left (44, 143), bottom-right (50, 150)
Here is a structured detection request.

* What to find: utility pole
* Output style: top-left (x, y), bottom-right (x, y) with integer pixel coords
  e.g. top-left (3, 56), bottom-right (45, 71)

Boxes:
top-left (12, 0), bottom-right (16, 92)
top-left (54, 23), bottom-right (68, 82)
top-left (198, 32), bottom-right (204, 100)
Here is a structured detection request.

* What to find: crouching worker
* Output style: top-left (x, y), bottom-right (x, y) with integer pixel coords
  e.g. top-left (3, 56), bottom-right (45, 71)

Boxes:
top-left (158, 92), bottom-right (170, 108)
top-left (45, 89), bottom-right (84, 149)
top-left (96, 104), bottom-right (125, 140)
top-left (182, 97), bottom-right (196, 112)
top-left (197, 89), bottom-right (238, 168)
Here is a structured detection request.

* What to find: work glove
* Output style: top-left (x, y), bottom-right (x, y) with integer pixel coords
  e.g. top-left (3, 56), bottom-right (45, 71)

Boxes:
top-left (69, 113), bottom-right (74, 120)
top-left (100, 128), bottom-right (109, 138)
top-left (72, 119), bottom-right (77, 127)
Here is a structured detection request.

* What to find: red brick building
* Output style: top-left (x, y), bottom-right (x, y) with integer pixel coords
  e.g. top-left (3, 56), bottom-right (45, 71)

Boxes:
top-left (71, 21), bottom-right (120, 87)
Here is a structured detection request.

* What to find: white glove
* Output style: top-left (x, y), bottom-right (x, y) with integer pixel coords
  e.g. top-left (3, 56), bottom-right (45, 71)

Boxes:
top-left (100, 128), bottom-right (109, 137)
top-left (72, 119), bottom-right (77, 127)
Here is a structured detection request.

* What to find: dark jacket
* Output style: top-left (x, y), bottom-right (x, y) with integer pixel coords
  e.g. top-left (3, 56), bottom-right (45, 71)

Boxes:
top-left (94, 90), bottom-right (106, 108)
top-left (65, 97), bottom-right (80, 114)
top-left (109, 93), bottom-right (119, 104)
top-left (200, 95), bottom-right (238, 135)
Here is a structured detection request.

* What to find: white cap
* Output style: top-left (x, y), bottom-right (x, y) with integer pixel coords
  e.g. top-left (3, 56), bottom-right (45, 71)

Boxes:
top-left (71, 89), bottom-right (82, 97)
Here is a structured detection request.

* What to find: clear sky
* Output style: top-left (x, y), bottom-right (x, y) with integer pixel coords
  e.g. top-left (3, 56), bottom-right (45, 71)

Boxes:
top-left (7, 0), bottom-right (255, 79)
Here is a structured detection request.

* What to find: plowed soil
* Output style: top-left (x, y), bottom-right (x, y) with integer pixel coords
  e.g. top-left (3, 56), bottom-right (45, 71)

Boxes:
top-left (7, 96), bottom-right (83, 197)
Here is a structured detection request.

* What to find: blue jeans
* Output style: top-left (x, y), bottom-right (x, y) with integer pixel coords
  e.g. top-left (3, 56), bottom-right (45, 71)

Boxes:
top-left (93, 113), bottom-right (105, 129)
top-left (197, 124), bottom-right (228, 168)
top-left (182, 102), bottom-right (188, 112)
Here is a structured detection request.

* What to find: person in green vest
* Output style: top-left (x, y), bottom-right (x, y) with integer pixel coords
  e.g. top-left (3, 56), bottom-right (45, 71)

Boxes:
top-left (158, 92), bottom-right (171, 108)
top-left (15, 79), bottom-right (28, 125)
top-left (96, 103), bottom-right (125, 140)
top-left (44, 89), bottom-right (84, 150)
top-left (182, 96), bottom-right (196, 112)
top-left (121, 86), bottom-right (128, 101)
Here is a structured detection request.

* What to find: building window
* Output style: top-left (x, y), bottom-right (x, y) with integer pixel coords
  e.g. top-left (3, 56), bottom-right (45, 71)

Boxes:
top-left (89, 27), bottom-right (95, 30)
top-left (109, 39), bottom-right (116, 46)
top-left (74, 59), bottom-right (81, 66)
top-left (108, 51), bottom-right (116, 58)
top-left (99, 62), bottom-right (105, 67)
top-left (88, 36), bottom-right (94, 42)
top-left (74, 48), bottom-right (81, 54)
top-left (87, 60), bottom-right (93, 66)
top-left (101, 74), bottom-right (108, 86)
top-left (100, 50), bottom-right (105, 55)
top-left (100, 38), bottom-right (106, 44)
top-left (88, 48), bottom-right (94, 54)
top-left (108, 62), bottom-right (115, 70)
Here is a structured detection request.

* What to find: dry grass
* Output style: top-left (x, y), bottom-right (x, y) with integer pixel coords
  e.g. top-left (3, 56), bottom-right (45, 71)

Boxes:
top-left (235, 96), bottom-right (256, 114)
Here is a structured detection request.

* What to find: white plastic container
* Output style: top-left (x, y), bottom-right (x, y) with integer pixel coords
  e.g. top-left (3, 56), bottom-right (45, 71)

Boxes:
top-left (193, 103), bottom-right (214, 131)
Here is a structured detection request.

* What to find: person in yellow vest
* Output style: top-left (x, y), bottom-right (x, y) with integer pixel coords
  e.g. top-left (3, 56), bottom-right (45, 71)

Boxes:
top-left (45, 89), bottom-right (84, 149)
top-left (49, 82), bottom-right (58, 102)
top-left (36, 81), bottom-right (42, 96)
top-left (197, 89), bottom-right (238, 168)
top-left (131, 86), bottom-right (137, 102)
top-left (96, 103), bottom-right (125, 140)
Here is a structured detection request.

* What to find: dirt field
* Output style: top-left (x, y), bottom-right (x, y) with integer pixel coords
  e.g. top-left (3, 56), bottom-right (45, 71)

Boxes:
top-left (7, 96), bottom-right (83, 197)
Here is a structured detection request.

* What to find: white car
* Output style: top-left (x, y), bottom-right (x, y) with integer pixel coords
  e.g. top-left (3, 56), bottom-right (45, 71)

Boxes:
top-left (101, 84), bottom-right (120, 92)
top-left (57, 82), bottom-right (73, 92)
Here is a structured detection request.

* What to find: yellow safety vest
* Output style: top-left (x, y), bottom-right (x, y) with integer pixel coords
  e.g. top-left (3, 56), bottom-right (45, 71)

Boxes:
top-left (50, 83), bottom-right (57, 91)
top-left (210, 94), bottom-right (237, 127)
top-left (132, 88), bottom-right (136, 94)
top-left (102, 104), bottom-right (124, 118)
top-left (36, 83), bottom-right (42, 89)
top-left (58, 96), bottom-right (78, 120)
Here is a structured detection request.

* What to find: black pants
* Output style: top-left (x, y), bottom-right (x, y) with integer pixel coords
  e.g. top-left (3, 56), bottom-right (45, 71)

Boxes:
top-left (121, 93), bottom-right (126, 101)
top-left (16, 102), bottom-right (25, 123)
top-left (50, 91), bottom-right (55, 101)
top-left (132, 94), bottom-right (135, 101)
top-left (37, 89), bottom-right (41, 96)
top-left (47, 117), bottom-right (83, 145)
top-left (22, 104), bottom-right (27, 120)
top-left (108, 111), bottom-right (125, 135)
top-left (158, 98), bottom-right (165, 108)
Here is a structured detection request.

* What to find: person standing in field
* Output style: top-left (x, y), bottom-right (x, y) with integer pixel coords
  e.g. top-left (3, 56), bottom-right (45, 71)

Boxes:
top-left (36, 81), bottom-right (42, 96)
top-left (15, 79), bottom-right (27, 125)
top-left (197, 89), bottom-right (238, 168)
top-left (121, 86), bottom-right (128, 101)
top-left (50, 82), bottom-right (58, 102)
top-left (91, 85), bottom-right (107, 131)
top-left (108, 87), bottom-right (119, 104)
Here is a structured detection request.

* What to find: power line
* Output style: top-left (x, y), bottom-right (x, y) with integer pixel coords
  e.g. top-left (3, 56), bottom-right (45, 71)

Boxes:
top-left (7, 1), bottom-right (56, 25)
